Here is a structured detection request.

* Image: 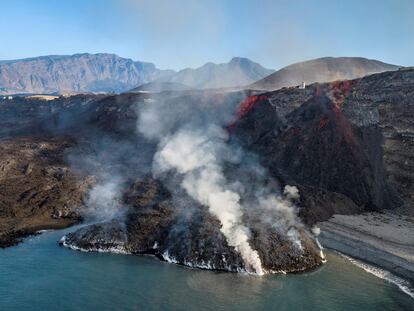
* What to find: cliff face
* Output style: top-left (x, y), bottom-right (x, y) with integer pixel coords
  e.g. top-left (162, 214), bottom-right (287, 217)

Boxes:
top-left (232, 93), bottom-right (393, 223)
top-left (341, 69), bottom-right (414, 211)
top-left (233, 68), bottom-right (414, 223)
top-left (0, 53), bottom-right (174, 95)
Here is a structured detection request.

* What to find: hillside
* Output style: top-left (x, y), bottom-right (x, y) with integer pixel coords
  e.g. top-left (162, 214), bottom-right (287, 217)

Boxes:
top-left (251, 57), bottom-right (400, 91)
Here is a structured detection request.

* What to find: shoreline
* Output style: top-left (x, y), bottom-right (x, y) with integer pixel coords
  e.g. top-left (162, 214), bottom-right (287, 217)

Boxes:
top-left (337, 251), bottom-right (414, 298)
top-left (0, 218), bottom-right (80, 248)
top-left (317, 212), bottom-right (414, 285)
top-left (3, 210), bottom-right (414, 289)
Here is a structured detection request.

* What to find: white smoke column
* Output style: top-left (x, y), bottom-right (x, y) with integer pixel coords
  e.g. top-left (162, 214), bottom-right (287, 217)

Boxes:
top-left (283, 185), bottom-right (300, 201)
top-left (136, 96), bottom-right (313, 274)
top-left (311, 226), bottom-right (321, 236)
top-left (256, 187), bottom-right (303, 250)
top-left (153, 125), bottom-right (264, 275)
top-left (312, 226), bottom-right (326, 262)
top-left (85, 180), bottom-right (123, 222)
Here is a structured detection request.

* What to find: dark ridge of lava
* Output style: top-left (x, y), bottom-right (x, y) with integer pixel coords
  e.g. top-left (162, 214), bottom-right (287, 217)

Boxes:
top-left (61, 178), bottom-right (323, 274)
top-left (230, 77), bottom-right (401, 224)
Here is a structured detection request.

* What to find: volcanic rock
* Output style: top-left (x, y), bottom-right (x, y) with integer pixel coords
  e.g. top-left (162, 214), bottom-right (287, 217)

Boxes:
top-left (1, 68), bottom-right (414, 275)
top-left (62, 178), bottom-right (323, 273)
top-left (0, 137), bottom-right (94, 247)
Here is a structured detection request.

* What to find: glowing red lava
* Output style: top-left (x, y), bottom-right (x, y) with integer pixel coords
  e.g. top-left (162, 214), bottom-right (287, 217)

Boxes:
top-left (227, 94), bottom-right (268, 133)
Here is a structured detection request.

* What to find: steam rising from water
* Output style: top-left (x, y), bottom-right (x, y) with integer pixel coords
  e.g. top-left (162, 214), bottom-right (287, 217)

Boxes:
top-left (84, 179), bottom-right (124, 222)
top-left (154, 125), bottom-right (263, 274)
top-left (136, 93), bottom-right (307, 274)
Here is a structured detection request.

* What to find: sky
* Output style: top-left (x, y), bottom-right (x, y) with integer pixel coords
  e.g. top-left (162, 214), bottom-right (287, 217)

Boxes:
top-left (0, 0), bottom-right (413, 70)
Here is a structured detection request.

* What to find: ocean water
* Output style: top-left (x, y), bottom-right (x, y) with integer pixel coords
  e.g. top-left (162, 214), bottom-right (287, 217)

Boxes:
top-left (0, 228), bottom-right (413, 311)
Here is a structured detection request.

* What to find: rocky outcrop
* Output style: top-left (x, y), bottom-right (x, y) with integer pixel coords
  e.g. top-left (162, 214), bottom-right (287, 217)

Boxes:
top-left (340, 69), bottom-right (414, 211)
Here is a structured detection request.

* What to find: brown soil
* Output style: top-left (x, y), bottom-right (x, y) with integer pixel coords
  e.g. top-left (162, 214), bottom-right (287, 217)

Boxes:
top-left (0, 137), bottom-right (94, 247)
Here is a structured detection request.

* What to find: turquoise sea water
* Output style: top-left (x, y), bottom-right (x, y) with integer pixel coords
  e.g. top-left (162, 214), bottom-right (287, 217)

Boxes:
top-left (0, 227), bottom-right (413, 311)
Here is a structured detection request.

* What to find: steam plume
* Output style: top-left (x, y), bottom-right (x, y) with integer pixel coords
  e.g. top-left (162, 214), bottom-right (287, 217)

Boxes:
top-left (85, 179), bottom-right (124, 222)
top-left (154, 125), bottom-right (263, 274)
top-left (136, 93), bottom-right (306, 274)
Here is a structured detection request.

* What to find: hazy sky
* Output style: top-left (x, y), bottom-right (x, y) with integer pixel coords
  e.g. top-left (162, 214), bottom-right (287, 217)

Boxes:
top-left (1, 0), bottom-right (413, 70)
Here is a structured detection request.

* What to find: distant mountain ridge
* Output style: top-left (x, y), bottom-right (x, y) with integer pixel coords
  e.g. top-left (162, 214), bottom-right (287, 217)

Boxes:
top-left (0, 54), bottom-right (401, 95)
top-left (0, 54), bottom-right (274, 95)
top-left (0, 53), bottom-right (174, 95)
top-left (155, 57), bottom-right (275, 89)
top-left (251, 57), bottom-right (400, 91)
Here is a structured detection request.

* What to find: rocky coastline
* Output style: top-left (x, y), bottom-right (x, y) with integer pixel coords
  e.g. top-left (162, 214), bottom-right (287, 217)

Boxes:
top-left (1, 68), bottom-right (414, 278)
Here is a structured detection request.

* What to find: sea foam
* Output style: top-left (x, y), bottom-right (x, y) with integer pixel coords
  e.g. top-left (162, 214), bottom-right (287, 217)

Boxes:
top-left (340, 253), bottom-right (414, 299)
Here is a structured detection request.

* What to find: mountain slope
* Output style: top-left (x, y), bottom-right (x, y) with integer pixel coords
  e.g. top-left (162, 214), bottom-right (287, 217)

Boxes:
top-left (251, 57), bottom-right (400, 91)
top-left (156, 57), bottom-right (274, 89)
top-left (0, 53), bottom-right (175, 95)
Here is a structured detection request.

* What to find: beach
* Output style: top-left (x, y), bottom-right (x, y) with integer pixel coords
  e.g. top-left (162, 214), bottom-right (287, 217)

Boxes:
top-left (318, 212), bottom-right (414, 284)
